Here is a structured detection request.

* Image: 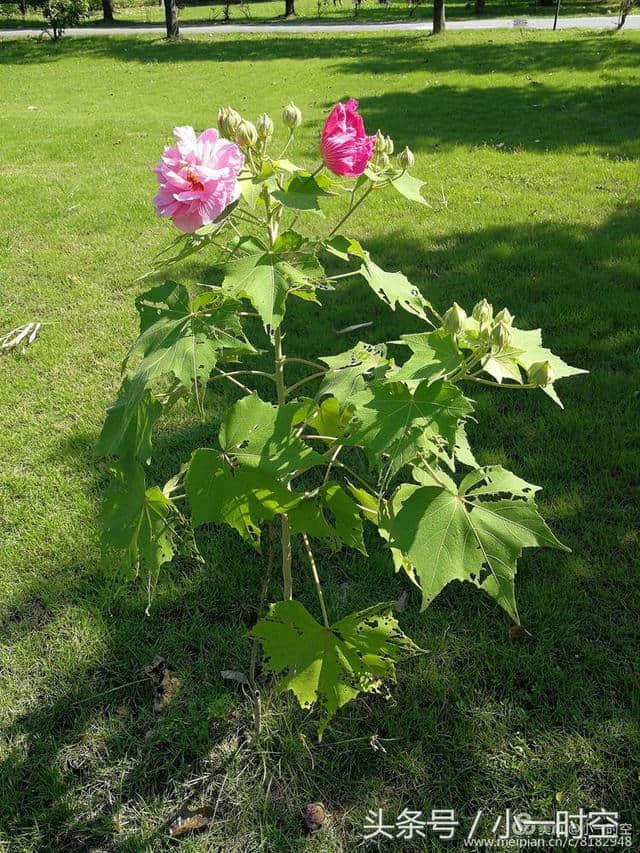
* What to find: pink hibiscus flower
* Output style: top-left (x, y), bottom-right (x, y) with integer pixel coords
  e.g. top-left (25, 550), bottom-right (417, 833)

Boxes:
top-left (153, 126), bottom-right (244, 233)
top-left (320, 99), bottom-right (375, 178)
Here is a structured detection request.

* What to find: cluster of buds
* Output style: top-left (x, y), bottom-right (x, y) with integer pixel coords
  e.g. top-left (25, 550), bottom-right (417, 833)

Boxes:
top-left (282, 102), bottom-right (302, 130)
top-left (373, 130), bottom-right (396, 169)
top-left (217, 106), bottom-right (242, 141)
top-left (256, 113), bottom-right (274, 142)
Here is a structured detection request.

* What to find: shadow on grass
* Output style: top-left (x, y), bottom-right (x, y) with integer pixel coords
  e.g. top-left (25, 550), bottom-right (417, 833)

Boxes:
top-left (2, 201), bottom-right (638, 847)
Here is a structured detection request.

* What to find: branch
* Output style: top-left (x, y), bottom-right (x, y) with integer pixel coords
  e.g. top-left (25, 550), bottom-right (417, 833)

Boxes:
top-left (302, 532), bottom-right (330, 629)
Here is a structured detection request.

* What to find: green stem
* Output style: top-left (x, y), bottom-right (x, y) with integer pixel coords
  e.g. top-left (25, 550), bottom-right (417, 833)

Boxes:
top-left (302, 533), bottom-right (330, 628)
top-left (469, 377), bottom-right (537, 390)
top-left (327, 183), bottom-right (375, 239)
top-left (285, 371), bottom-right (326, 398)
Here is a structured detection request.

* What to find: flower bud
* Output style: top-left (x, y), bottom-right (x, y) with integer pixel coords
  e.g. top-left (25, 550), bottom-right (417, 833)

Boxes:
top-left (378, 152), bottom-right (390, 169)
top-left (443, 302), bottom-right (468, 335)
top-left (282, 102), bottom-right (302, 129)
top-left (494, 307), bottom-right (514, 328)
top-left (374, 129), bottom-right (386, 154)
top-left (235, 119), bottom-right (258, 149)
top-left (472, 298), bottom-right (493, 325)
top-left (528, 360), bottom-right (554, 387)
top-left (224, 106), bottom-right (242, 139)
top-left (256, 113), bottom-right (274, 140)
top-left (491, 320), bottom-right (513, 350)
top-left (385, 135), bottom-right (394, 155)
top-left (397, 146), bottom-right (415, 170)
top-left (217, 106), bottom-right (229, 136)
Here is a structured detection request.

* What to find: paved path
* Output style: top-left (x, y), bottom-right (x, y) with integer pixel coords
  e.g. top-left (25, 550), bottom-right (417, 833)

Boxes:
top-left (1, 14), bottom-right (638, 37)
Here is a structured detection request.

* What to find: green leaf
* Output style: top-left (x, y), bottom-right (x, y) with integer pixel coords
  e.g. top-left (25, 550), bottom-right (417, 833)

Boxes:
top-left (96, 378), bottom-right (163, 463)
top-left (390, 170), bottom-right (430, 206)
top-left (343, 380), bottom-right (474, 475)
top-left (459, 465), bottom-right (541, 500)
top-left (391, 330), bottom-right (464, 388)
top-left (272, 230), bottom-right (307, 254)
top-left (251, 600), bottom-right (421, 739)
top-left (453, 423), bottom-right (479, 469)
top-left (359, 256), bottom-right (430, 321)
top-left (272, 173), bottom-right (333, 213)
top-left (148, 220), bottom-right (230, 273)
top-left (510, 328), bottom-right (587, 407)
top-left (482, 347), bottom-right (525, 385)
top-left (102, 458), bottom-right (176, 577)
top-left (307, 396), bottom-right (353, 439)
top-left (322, 234), bottom-right (367, 262)
top-left (185, 448), bottom-right (301, 548)
top-left (125, 283), bottom-right (252, 403)
top-left (388, 481), bottom-right (568, 621)
top-left (318, 341), bottom-right (388, 405)
top-left (320, 482), bottom-right (366, 555)
top-left (219, 392), bottom-right (323, 477)
top-left (222, 252), bottom-right (287, 335)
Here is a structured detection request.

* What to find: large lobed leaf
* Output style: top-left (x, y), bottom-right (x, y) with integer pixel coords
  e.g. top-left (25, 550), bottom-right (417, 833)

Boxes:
top-left (251, 600), bottom-right (421, 739)
top-left (387, 466), bottom-right (568, 622)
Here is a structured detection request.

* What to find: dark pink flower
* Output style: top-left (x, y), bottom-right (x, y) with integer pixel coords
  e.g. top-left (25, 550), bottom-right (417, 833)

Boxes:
top-left (153, 126), bottom-right (244, 233)
top-left (320, 99), bottom-right (375, 178)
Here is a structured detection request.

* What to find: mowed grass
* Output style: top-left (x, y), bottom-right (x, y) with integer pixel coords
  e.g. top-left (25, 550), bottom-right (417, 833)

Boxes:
top-left (1, 29), bottom-right (639, 851)
top-left (0, 0), bottom-right (619, 29)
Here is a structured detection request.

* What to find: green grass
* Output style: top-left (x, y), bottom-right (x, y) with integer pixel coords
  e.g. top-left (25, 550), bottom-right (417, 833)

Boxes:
top-left (1, 28), bottom-right (639, 851)
top-left (0, 0), bottom-right (621, 30)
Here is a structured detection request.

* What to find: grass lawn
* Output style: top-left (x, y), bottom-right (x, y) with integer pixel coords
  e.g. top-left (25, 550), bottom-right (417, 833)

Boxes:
top-left (1, 28), bottom-right (639, 851)
top-left (0, 0), bottom-right (622, 29)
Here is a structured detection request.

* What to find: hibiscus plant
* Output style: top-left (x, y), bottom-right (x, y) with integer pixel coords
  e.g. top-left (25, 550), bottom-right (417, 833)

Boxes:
top-left (98, 99), bottom-right (586, 738)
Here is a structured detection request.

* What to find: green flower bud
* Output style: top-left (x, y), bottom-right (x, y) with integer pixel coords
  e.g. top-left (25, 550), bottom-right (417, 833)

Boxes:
top-left (374, 129), bottom-right (386, 154)
top-left (235, 119), bottom-right (258, 149)
top-left (385, 135), bottom-right (394, 155)
top-left (472, 298), bottom-right (493, 325)
top-left (282, 102), bottom-right (302, 129)
top-left (379, 152), bottom-right (390, 169)
top-left (217, 106), bottom-right (229, 137)
top-left (397, 146), bottom-right (415, 170)
top-left (443, 302), bottom-right (468, 335)
top-left (494, 307), bottom-right (514, 328)
top-left (224, 106), bottom-right (242, 139)
top-left (256, 113), bottom-right (274, 140)
top-left (491, 320), bottom-right (513, 350)
top-left (528, 360), bottom-right (554, 387)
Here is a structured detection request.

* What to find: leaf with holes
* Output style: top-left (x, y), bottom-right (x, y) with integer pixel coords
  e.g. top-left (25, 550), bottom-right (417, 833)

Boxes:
top-left (359, 256), bottom-right (431, 321)
top-left (318, 341), bottom-right (389, 404)
top-left (391, 330), bottom-right (464, 388)
top-left (343, 380), bottom-right (474, 476)
top-left (219, 392), bottom-right (323, 477)
top-left (251, 600), bottom-right (421, 739)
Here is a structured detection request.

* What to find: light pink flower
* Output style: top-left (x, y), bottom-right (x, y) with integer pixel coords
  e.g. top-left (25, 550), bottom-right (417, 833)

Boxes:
top-left (320, 99), bottom-right (375, 178)
top-left (153, 126), bottom-right (244, 233)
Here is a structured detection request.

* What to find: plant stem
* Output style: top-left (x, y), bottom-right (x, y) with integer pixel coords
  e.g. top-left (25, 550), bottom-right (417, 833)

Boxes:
top-left (285, 371), bottom-right (326, 398)
top-left (469, 377), bottom-right (537, 390)
top-left (282, 357), bottom-right (327, 371)
top-left (302, 533), bottom-right (330, 628)
top-left (327, 183), bottom-right (374, 239)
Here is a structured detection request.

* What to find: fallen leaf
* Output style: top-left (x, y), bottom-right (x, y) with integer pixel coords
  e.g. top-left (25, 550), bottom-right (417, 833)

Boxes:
top-left (302, 802), bottom-right (326, 833)
top-left (394, 589), bottom-right (409, 613)
top-left (144, 656), bottom-right (181, 711)
top-left (221, 670), bottom-right (249, 685)
top-left (509, 624), bottom-right (531, 640)
top-left (168, 805), bottom-right (214, 838)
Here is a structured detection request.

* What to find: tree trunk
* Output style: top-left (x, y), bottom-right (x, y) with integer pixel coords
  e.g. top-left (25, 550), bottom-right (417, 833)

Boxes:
top-left (285, 0), bottom-right (295, 15)
top-left (163, 0), bottom-right (179, 37)
top-left (475, 0), bottom-right (484, 12)
top-left (433, 0), bottom-right (445, 32)
top-left (553, 0), bottom-right (560, 29)
top-left (102, 0), bottom-right (114, 22)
